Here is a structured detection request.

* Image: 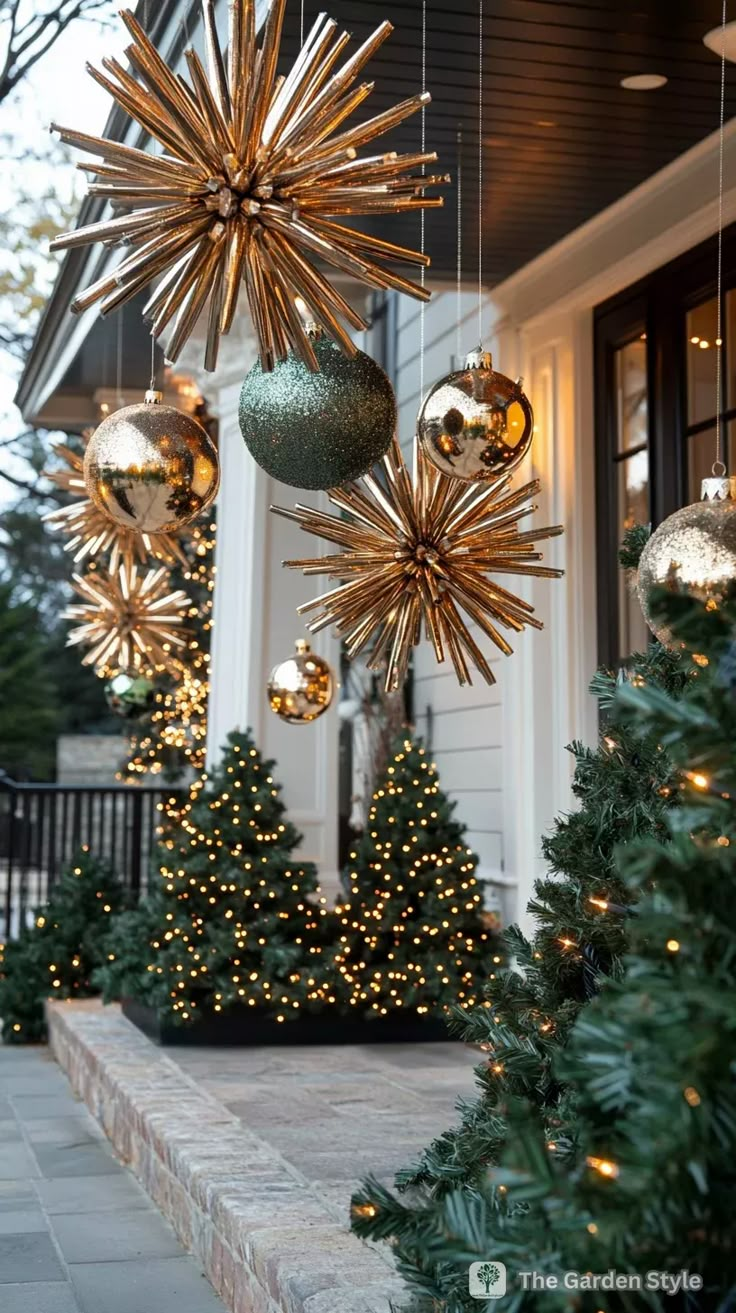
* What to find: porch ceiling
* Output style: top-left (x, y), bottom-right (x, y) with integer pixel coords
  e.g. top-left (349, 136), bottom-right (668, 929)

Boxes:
top-left (275, 0), bottom-right (736, 285)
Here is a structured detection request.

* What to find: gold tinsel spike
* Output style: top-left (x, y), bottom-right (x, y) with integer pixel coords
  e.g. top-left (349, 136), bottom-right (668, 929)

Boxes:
top-left (272, 441), bottom-right (564, 691)
top-left (50, 3), bottom-right (445, 371)
top-left (63, 563), bottom-right (191, 674)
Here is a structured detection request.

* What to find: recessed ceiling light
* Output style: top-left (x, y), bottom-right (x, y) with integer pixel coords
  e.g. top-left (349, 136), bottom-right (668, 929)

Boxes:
top-left (620, 73), bottom-right (668, 91)
top-left (704, 21), bottom-right (736, 61)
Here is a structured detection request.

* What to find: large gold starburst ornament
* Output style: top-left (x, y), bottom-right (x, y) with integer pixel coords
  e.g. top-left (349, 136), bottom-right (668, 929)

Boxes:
top-left (272, 440), bottom-right (564, 691)
top-left (45, 435), bottom-right (189, 573)
top-left (51, 3), bottom-right (445, 373)
top-left (63, 563), bottom-right (191, 673)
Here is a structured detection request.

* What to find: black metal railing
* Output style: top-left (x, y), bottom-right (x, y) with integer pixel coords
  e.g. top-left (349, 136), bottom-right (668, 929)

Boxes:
top-left (0, 776), bottom-right (186, 938)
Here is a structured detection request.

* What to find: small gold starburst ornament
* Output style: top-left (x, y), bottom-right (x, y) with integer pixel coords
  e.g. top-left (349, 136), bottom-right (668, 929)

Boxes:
top-left (63, 563), bottom-right (191, 672)
top-left (45, 433), bottom-right (190, 574)
top-left (272, 440), bottom-right (563, 691)
top-left (50, 2), bottom-right (446, 372)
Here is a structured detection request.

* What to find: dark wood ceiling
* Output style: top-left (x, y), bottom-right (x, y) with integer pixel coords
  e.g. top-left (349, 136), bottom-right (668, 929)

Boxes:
top-left (278, 0), bottom-right (736, 285)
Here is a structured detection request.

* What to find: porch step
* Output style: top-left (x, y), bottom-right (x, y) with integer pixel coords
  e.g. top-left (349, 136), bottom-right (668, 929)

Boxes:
top-left (47, 1001), bottom-right (406, 1313)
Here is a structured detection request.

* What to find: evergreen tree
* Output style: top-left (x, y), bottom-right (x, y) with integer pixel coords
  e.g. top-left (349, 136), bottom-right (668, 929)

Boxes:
top-left (0, 849), bottom-right (126, 1042)
top-left (351, 641), bottom-right (691, 1309)
top-left (354, 591), bottom-right (736, 1311)
top-left (98, 730), bottom-right (336, 1024)
top-left (0, 579), bottom-right (59, 779)
top-left (334, 736), bottom-right (503, 1020)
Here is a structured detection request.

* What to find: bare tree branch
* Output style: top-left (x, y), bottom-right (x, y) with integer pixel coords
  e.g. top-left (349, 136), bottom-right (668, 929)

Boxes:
top-left (0, 0), bottom-right (113, 104)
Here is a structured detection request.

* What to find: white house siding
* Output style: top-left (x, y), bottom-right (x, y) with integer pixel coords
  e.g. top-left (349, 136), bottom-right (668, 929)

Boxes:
top-left (393, 288), bottom-right (512, 907)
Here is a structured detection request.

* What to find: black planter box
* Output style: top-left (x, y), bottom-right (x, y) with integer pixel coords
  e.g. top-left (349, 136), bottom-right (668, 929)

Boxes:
top-left (122, 996), bottom-right (455, 1046)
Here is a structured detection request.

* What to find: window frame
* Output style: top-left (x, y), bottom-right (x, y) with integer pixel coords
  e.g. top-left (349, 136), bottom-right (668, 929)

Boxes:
top-left (594, 225), bottom-right (736, 666)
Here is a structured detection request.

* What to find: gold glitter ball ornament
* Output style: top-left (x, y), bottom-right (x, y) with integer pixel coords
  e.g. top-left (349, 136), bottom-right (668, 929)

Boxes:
top-left (637, 474), bottom-right (736, 647)
top-left (50, 3), bottom-right (446, 373)
top-left (84, 391), bottom-right (220, 535)
top-left (267, 639), bottom-right (335, 724)
top-left (418, 350), bottom-right (534, 482)
top-left (272, 438), bottom-right (563, 692)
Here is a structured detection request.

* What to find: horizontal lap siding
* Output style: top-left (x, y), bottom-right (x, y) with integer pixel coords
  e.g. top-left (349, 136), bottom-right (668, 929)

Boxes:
top-left (394, 283), bottom-right (507, 887)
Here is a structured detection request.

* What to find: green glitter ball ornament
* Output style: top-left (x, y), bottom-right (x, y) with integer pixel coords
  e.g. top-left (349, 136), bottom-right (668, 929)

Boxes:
top-left (104, 671), bottom-right (155, 720)
top-left (238, 332), bottom-right (397, 490)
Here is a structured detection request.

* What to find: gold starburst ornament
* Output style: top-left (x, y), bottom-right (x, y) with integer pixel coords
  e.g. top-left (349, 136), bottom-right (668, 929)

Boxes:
top-left (44, 433), bottom-right (190, 573)
top-left (51, 2), bottom-right (446, 372)
top-left (272, 440), bottom-right (564, 691)
top-left (63, 563), bottom-right (191, 673)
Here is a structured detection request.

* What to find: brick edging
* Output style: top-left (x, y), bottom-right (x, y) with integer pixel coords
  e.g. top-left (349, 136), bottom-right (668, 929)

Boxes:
top-left (47, 1000), bottom-right (405, 1313)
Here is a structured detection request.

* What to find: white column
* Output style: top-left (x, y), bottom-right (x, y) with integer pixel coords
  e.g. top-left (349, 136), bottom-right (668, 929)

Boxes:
top-left (178, 320), bottom-right (340, 883)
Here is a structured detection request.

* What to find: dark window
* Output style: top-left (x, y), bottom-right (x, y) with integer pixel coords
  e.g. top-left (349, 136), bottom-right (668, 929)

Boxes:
top-left (595, 226), bottom-right (736, 665)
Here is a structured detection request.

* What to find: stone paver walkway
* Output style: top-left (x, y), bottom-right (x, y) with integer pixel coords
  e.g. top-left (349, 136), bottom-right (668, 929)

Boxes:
top-left (0, 1045), bottom-right (227, 1313)
top-left (170, 1041), bottom-right (480, 1227)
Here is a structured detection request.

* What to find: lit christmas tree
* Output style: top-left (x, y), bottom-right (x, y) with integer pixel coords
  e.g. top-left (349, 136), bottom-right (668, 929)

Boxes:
top-left (0, 849), bottom-right (126, 1043)
top-left (354, 591), bottom-right (735, 1311)
top-left (99, 730), bottom-right (336, 1025)
top-left (335, 737), bottom-right (502, 1020)
top-left (120, 519), bottom-right (215, 781)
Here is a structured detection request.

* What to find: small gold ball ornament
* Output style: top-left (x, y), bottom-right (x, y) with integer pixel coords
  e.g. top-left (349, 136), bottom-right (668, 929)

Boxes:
top-left (267, 639), bottom-right (335, 725)
top-left (637, 474), bottom-right (736, 646)
top-left (417, 349), bottom-right (534, 482)
top-left (84, 390), bottom-right (219, 534)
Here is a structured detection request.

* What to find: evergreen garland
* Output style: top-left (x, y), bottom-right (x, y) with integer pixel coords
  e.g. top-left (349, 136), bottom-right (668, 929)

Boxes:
top-left (351, 641), bottom-right (691, 1309)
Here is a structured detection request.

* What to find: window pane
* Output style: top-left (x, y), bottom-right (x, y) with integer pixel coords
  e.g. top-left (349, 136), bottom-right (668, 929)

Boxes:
top-left (617, 448), bottom-right (650, 656)
top-left (615, 338), bottom-right (647, 453)
top-left (686, 297), bottom-right (718, 426)
top-left (687, 422), bottom-right (734, 501)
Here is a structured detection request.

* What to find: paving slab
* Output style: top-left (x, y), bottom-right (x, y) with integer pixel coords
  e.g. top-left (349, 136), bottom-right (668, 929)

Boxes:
top-left (0, 1042), bottom-right (228, 1313)
top-left (70, 1256), bottom-right (230, 1313)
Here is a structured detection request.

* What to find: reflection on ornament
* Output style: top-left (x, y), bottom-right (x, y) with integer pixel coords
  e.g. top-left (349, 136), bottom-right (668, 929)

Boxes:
top-left (268, 639), bottom-right (335, 724)
top-left (418, 350), bottom-right (534, 482)
top-left (45, 433), bottom-right (190, 573)
top-left (239, 331), bottom-right (396, 489)
top-left (104, 671), bottom-right (155, 719)
top-left (637, 474), bottom-right (736, 647)
top-left (50, 4), bottom-right (446, 372)
top-left (84, 391), bottom-right (219, 534)
top-left (272, 438), bottom-right (563, 691)
top-left (63, 562), bottom-right (191, 672)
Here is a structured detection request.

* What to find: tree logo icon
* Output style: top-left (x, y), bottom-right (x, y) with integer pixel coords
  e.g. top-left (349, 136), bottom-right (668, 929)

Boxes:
top-left (469, 1261), bottom-right (507, 1298)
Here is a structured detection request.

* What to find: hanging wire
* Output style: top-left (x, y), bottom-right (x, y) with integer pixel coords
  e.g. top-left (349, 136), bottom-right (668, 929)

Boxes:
top-left (715, 0), bottom-right (728, 476)
top-left (116, 310), bottom-right (124, 409)
top-left (300, 0), bottom-right (305, 49)
top-left (477, 0), bottom-right (483, 348)
top-left (150, 336), bottom-right (157, 392)
top-left (419, 0), bottom-right (427, 407)
top-left (456, 126), bottom-right (463, 365)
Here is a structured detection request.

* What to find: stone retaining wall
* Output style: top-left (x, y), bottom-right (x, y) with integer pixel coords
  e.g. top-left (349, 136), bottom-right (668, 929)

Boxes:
top-left (47, 1000), bottom-right (406, 1313)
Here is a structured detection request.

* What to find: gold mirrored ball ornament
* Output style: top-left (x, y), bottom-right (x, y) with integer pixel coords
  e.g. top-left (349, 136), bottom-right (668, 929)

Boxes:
top-left (637, 474), bottom-right (736, 647)
top-left (417, 350), bottom-right (534, 482)
top-left (84, 390), bottom-right (220, 534)
top-left (267, 639), bottom-right (335, 724)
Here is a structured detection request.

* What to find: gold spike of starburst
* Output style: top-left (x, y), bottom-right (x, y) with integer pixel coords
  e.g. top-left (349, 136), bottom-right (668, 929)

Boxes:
top-left (45, 434), bottom-right (190, 574)
top-left (63, 563), bottom-right (191, 673)
top-left (272, 440), bottom-right (564, 691)
top-left (50, 3), bottom-right (446, 374)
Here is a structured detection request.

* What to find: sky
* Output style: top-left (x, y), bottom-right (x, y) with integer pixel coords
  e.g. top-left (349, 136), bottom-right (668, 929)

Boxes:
top-left (0, 1), bottom-right (132, 500)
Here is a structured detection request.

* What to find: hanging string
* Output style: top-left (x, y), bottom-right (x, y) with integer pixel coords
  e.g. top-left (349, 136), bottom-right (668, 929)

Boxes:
top-left (715, 0), bottom-right (728, 476)
top-left (456, 126), bottom-right (463, 365)
top-left (300, 0), bottom-right (305, 48)
top-left (150, 336), bottom-right (157, 393)
top-left (116, 310), bottom-right (124, 410)
top-left (419, 0), bottom-right (427, 407)
top-left (477, 0), bottom-right (483, 348)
